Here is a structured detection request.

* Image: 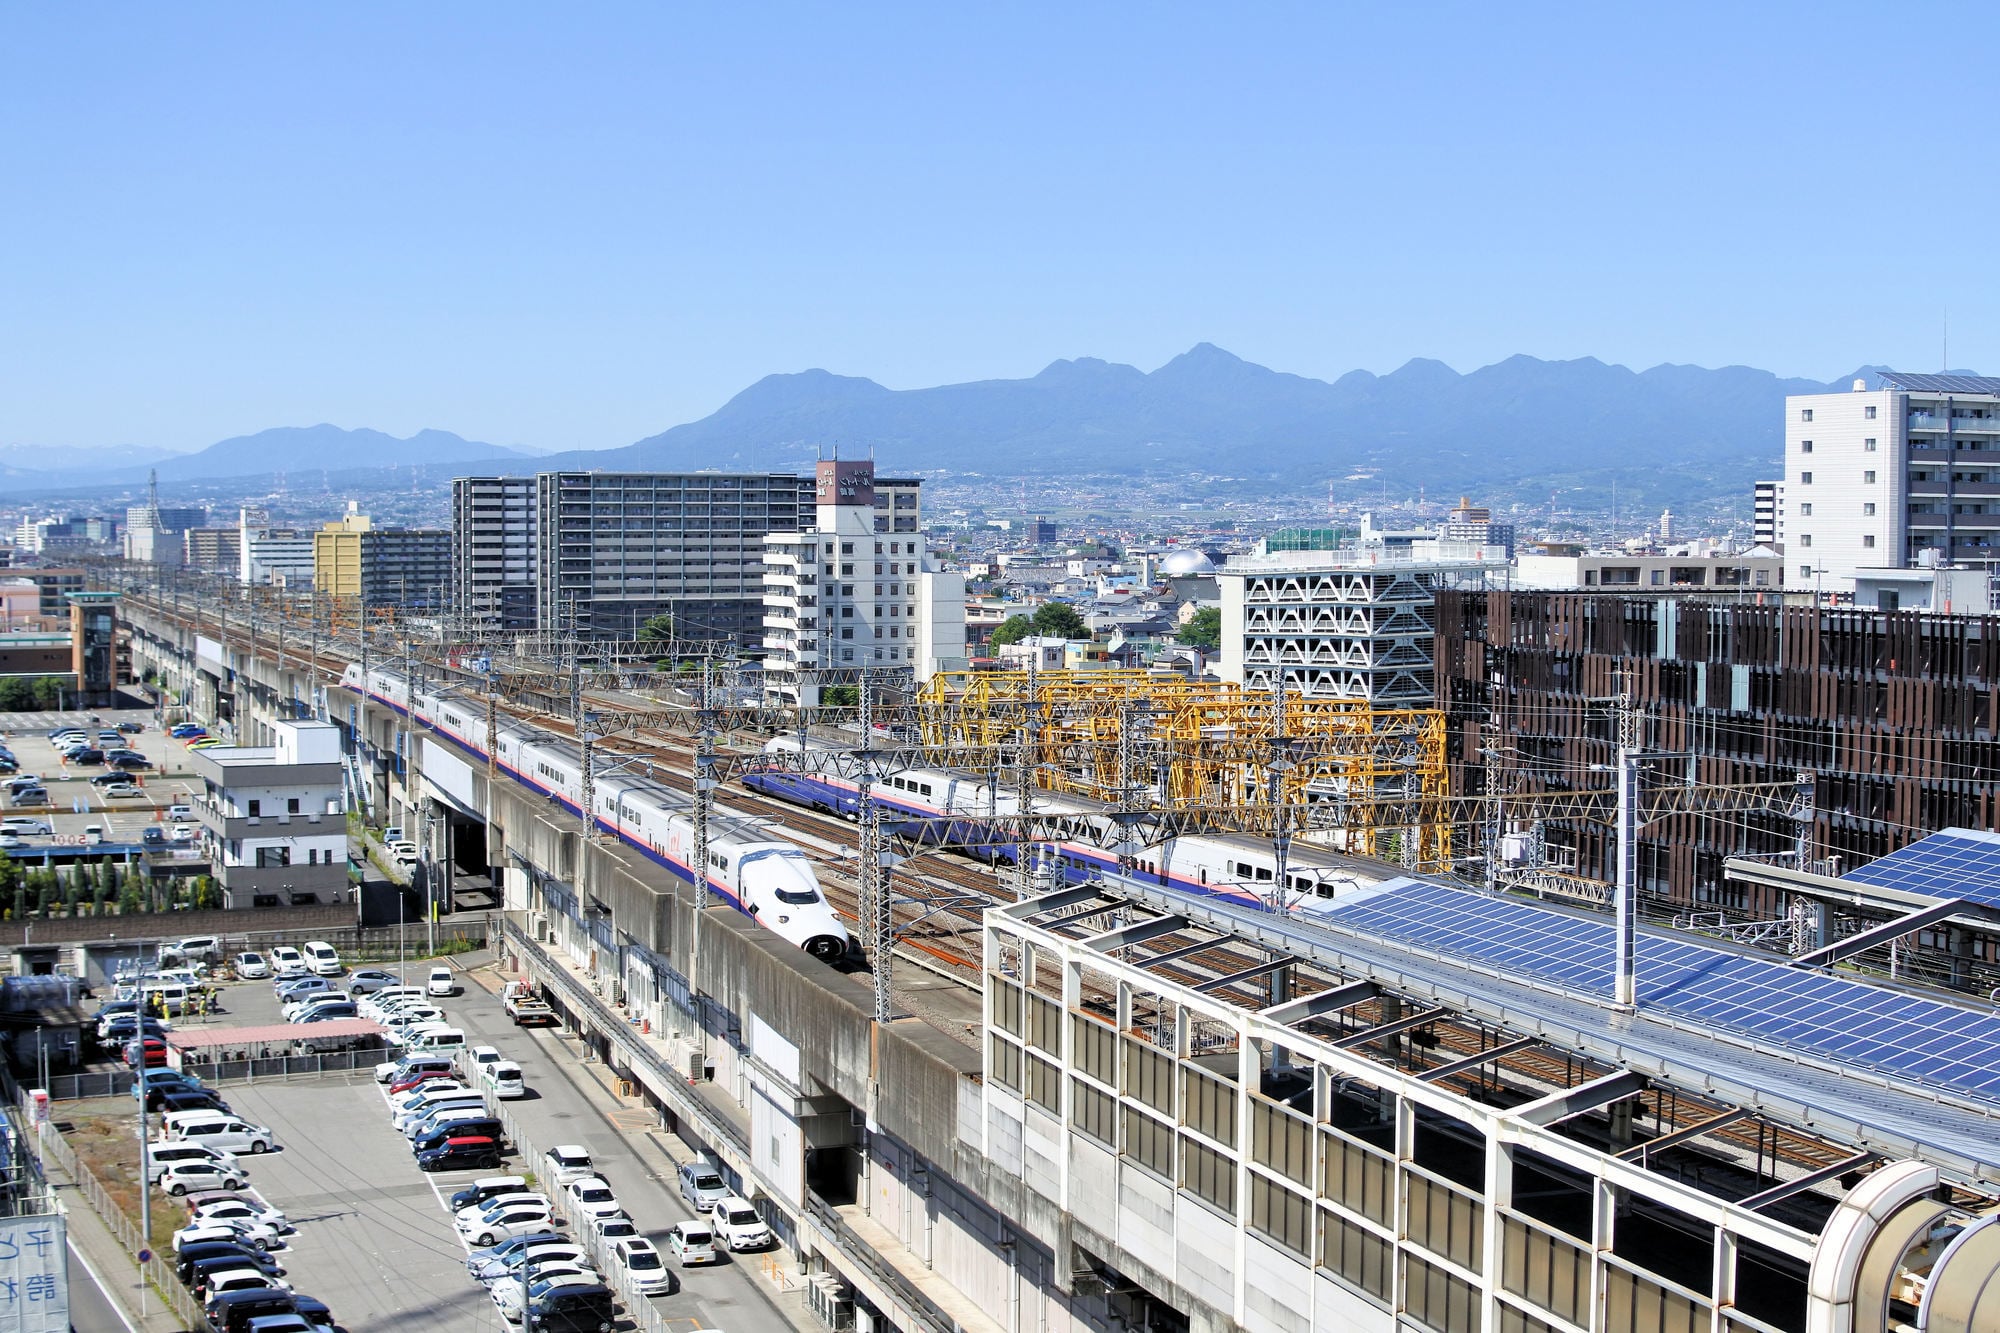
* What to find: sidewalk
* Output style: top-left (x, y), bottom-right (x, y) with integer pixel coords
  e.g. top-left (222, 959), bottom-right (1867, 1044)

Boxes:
top-left (43, 1147), bottom-right (184, 1333)
top-left (462, 960), bottom-right (825, 1333)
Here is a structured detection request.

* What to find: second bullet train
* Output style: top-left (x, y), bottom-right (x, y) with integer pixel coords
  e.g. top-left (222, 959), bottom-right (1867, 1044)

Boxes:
top-left (341, 664), bottom-right (852, 962)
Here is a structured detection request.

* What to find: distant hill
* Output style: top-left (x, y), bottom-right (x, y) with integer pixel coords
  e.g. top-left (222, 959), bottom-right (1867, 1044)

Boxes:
top-left (6, 425), bottom-right (524, 493)
top-left (525, 347), bottom-right (1899, 505)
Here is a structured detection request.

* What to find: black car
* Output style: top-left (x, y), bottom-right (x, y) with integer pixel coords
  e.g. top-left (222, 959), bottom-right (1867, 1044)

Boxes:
top-left (203, 1287), bottom-right (297, 1333)
top-left (64, 748), bottom-right (104, 765)
top-left (417, 1135), bottom-right (503, 1173)
top-left (292, 1295), bottom-right (335, 1327)
top-left (112, 755), bottom-right (155, 771)
top-left (118, 721), bottom-right (145, 734)
top-left (523, 1282), bottom-right (616, 1332)
top-left (176, 1243), bottom-right (282, 1286)
top-left (156, 1087), bottom-right (232, 1116)
top-left (184, 1252), bottom-right (283, 1293)
top-left (97, 1015), bottom-right (169, 1044)
top-left (449, 1177), bottom-right (526, 1212)
top-left (412, 1118), bottom-right (502, 1155)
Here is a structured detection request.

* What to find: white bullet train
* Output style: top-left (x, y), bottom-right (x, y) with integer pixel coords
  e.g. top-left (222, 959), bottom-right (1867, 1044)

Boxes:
top-left (747, 734), bottom-right (1394, 912)
top-left (341, 664), bottom-right (852, 962)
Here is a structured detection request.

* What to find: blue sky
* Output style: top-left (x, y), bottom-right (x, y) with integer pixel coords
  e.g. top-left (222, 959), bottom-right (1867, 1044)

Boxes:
top-left (3, 3), bottom-right (1995, 453)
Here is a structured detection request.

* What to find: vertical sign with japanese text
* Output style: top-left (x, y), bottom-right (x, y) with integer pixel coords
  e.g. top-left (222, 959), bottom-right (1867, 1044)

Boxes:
top-left (0, 1216), bottom-right (67, 1333)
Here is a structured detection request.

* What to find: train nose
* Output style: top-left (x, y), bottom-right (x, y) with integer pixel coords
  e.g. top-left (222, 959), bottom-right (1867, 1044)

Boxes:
top-left (805, 936), bottom-right (848, 962)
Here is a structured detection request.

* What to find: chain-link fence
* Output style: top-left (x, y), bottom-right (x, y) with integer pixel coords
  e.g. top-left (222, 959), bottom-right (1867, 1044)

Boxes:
top-left (42, 1046), bottom-right (387, 1101)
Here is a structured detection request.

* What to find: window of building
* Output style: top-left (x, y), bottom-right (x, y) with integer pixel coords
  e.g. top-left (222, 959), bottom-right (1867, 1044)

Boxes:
top-left (1799, 535), bottom-right (1812, 547)
top-left (1864, 438), bottom-right (1877, 451)
top-left (1800, 472), bottom-right (1812, 484)
top-left (1863, 535), bottom-right (1876, 548)
top-left (1863, 502), bottom-right (1876, 515)
top-left (1800, 565), bottom-right (1813, 579)
top-left (1866, 405), bottom-right (1877, 419)
top-left (1864, 470), bottom-right (1877, 483)
top-left (1799, 503), bottom-right (1812, 516)
top-left (874, 627), bottom-right (883, 638)
top-left (889, 542), bottom-right (900, 554)
top-left (874, 542), bottom-right (884, 554)
top-left (1799, 440), bottom-right (1813, 453)
top-left (840, 628), bottom-right (853, 639)
top-left (840, 543), bottom-right (853, 555)
top-left (247, 800), bottom-right (261, 817)
top-left (1800, 408), bottom-right (1813, 422)
top-left (287, 798), bottom-right (300, 815)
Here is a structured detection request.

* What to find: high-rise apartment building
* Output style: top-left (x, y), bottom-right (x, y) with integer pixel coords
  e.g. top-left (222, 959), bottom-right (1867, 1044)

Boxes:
top-left (313, 506), bottom-right (451, 609)
top-left (1438, 495), bottom-right (1515, 557)
top-left (534, 471), bottom-right (810, 643)
top-left (1752, 479), bottom-right (1785, 549)
top-left (1783, 371), bottom-right (2000, 600)
top-left (238, 509), bottom-right (316, 587)
top-left (452, 476), bottom-right (538, 632)
top-left (761, 460), bottom-right (964, 706)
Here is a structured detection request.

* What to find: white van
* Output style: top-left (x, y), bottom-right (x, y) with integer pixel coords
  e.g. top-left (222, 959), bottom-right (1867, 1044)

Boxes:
top-left (166, 1115), bottom-right (276, 1155)
top-left (405, 1027), bottom-right (466, 1057)
top-left (301, 941), bottom-right (342, 977)
top-left (481, 1061), bottom-right (526, 1100)
top-left (142, 983), bottom-right (193, 1016)
top-left (83, 825), bottom-right (105, 845)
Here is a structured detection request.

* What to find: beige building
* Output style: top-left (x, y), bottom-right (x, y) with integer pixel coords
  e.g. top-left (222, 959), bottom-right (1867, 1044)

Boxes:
top-left (1512, 549), bottom-right (1782, 593)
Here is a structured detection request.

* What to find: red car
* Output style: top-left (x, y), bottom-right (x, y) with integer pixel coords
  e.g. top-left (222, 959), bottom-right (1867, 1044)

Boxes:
top-left (123, 1037), bottom-right (169, 1068)
top-left (388, 1069), bottom-right (457, 1096)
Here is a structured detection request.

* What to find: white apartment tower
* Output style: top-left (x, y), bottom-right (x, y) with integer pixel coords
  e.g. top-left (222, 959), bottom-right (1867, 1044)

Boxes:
top-left (1783, 371), bottom-right (2000, 598)
top-left (762, 460), bottom-right (965, 708)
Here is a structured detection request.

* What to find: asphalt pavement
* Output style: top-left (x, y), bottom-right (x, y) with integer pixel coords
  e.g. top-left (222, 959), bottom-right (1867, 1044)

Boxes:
top-left (200, 958), bottom-right (812, 1333)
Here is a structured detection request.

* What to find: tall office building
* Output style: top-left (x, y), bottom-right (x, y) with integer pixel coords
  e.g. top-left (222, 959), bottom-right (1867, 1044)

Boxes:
top-left (1783, 371), bottom-right (2000, 600)
top-left (452, 476), bottom-right (538, 633)
top-left (313, 506), bottom-right (451, 609)
top-left (238, 508), bottom-right (316, 587)
top-left (762, 460), bottom-right (964, 707)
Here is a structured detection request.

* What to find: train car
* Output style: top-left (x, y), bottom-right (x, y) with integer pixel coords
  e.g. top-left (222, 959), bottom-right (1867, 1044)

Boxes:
top-left (749, 736), bottom-right (1391, 912)
top-left (340, 664), bottom-right (851, 961)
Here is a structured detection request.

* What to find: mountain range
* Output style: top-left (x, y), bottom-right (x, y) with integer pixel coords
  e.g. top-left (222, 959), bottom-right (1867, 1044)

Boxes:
top-left (7, 351), bottom-right (1954, 507)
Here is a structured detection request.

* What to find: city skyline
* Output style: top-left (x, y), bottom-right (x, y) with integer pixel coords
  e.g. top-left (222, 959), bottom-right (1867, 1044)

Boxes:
top-left (5, 3), bottom-right (1996, 452)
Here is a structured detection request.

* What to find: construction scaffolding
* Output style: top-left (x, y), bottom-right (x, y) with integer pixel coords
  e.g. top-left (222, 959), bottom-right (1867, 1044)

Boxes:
top-left (917, 669), bottom-right (1451, 865)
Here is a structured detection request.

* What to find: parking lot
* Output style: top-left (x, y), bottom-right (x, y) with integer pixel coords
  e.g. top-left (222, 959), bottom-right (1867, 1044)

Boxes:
top-left (160, 955), bottom-right (806, 1333)
top-left (0, 711), bottom-right (205, 842)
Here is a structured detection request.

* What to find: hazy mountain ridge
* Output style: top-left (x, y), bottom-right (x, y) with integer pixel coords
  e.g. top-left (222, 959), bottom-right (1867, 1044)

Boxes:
top-left (523, 348), bottom-right (1874, 504)
top-left (9, 425), bottom-right (522, 490)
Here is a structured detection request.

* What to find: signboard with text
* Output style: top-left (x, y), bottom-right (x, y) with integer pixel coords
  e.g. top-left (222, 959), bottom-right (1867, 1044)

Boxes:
top-left (0, 1215), bottom-right (68, 1333)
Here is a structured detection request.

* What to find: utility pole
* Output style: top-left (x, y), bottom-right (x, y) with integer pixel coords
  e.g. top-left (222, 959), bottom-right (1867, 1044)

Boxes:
top-left (1013, 660), bottom-right (1039, 901)
top-left (855, 669), bottom-right (894, 1024)
top-left (1613, 746), bottom-right (1639, 1011)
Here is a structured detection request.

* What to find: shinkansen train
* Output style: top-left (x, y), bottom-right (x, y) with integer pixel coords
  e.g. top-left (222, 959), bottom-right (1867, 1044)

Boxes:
top-left (341, 664), bottom-right (851, 961)
top-left (747, 735), bottom-right (1394, 911)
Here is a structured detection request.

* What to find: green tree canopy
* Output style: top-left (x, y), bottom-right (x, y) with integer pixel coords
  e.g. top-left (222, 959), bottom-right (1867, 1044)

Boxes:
top-left (821, 684), bottom-right (859, 708)
top-left (636, 614), bottom-right (677, 643)
top-left (1176, 606), bottom-right (1222, 651)
top-left (1030, 602), bottom-right (1088, 640)
top-left (987, 615), bottom-right (1034, 648)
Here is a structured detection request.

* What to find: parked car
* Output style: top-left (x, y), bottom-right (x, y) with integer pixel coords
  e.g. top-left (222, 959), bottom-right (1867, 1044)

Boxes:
top-left (297, 1003), bottom-right (359, 1024)
top-left (612, 1236), bottom-right (674, 1295)
top-left (413, 1118), bottom-right (502, 1155)
top-left (281, 991), bottom-right (350, 1020)
top-left (0, 816), bottom-right (50, 834)
top-left (709, 1195), bottom-right (772, 1251)
top-left (453, 1190), bottom-right (548, 1224)
top-left (145, 1140), bottom-right (238, 1183)
top-left (125, 1037), bottom-right (169, 1067)
top-left (457, 1202), bottom-right (556, 1248)
top-left (543, 1145), bottom-right (596, 1187)
top-left (344, 968), bottom-right (401, 994)
top-left (201, 1287), bottom-right (299, 1333)
top-left (7, 788), bottom-right (49, 807)
top-left (173, 1219), bottom-right (283, 1255)
top-left (112, 755), bottom-right (155, 772)
top-left (155, 1088), bottom-right (232, 1117)
top-left (119, 720), bottom-right (145, 734)
top-left (448, 1175), bottom-right (529, 1213)
top-left (165, 1115), bottom-right (276, 1155)
top-left (235, 952), bottom-right (271, 979)
top-left (176, 1241), bottom-right (282, 1286)
top-left (187, 1195), bottom-right (287, 1231)
top-left (166, 801), bottom-right (193, 820)
top-left (169, 724), bottom-right (206, 738)
top-left (417, 1135), bottom-right (504, 1173)
top-left (466, 1233), bottom-right (569, 1280)
top-left (161, 1161), bottom-right (250, 1196)
top-left (482, 1061), bottom-right (526, 1100)
top-left (665, 1221), bottom-right (718, 1266)
top-left (676, 1158), bottom-right (730, 1211)
top-left (387, 1066), bottom-right (461, 1097)
top-left (563, 1177), bottom-right (624, 1224)
top-left (301, 941), bottom-right (342, 976)
top-left (102, 782), bottom-right (144, 799)
top-left (427, 966), bottom-right (456, 997)
top-left (493, 1273), bottom-right (610, 1327)
top-left (274, 975), bottom-right (331, 1002)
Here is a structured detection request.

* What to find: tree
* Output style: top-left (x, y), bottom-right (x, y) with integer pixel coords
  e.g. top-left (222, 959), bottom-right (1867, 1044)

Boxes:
top-left (1176, 606), bottom-right (1222, 651)
top-left (0, 859), bottom-right (20, 920)
top-left (821, 685), bottom-right (859, 708)
top-left (116, 867), bottom-right (144, 915)
top-left (987, 615), bottom-right (1034, 648)
top-left (1031, 603), bottom-right (1088, 640)
top-left (636, 614), bottom-right (676, 643)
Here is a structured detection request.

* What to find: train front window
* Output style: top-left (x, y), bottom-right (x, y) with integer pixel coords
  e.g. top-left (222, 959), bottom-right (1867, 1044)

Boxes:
top-left (775, 885), bottom-right (818, 905)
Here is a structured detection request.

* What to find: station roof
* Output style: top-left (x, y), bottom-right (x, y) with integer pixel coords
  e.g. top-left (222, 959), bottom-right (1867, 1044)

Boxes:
top-left (1839, 826), bottom-right (2000, 913)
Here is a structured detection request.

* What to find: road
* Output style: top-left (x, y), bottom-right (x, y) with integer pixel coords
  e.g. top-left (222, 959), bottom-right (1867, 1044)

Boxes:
top-left (209, 958), bottom-right (806, 1333)
top-left (65, 1236), bottom-right (138, 1333)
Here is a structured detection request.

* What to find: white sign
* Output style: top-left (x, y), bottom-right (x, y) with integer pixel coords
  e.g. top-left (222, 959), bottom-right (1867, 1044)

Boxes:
top-left (0, 1215), bottom-right (68, 1332)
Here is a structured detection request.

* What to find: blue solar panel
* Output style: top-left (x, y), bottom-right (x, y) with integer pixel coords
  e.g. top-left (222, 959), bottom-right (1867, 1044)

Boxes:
top-left (1319, 880), bottom-right (2000, 1104)
top-left (1840, 828), bottom-right (2000, 911)
top-left (1878, 371), bottom-right (2000, 396)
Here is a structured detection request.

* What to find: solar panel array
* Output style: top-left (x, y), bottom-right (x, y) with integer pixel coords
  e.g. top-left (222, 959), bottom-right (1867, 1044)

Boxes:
top-left (1878, 371), bottom-right (2000, 396)
top-left (1321, 880), bottom-right (2000, 1104)
top-left (1839, 828), bottom-right (2000, 912)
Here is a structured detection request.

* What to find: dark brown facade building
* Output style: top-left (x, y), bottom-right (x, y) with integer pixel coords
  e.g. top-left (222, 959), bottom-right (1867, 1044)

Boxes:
top-left (1436, 590), bottom-right (2000, 918)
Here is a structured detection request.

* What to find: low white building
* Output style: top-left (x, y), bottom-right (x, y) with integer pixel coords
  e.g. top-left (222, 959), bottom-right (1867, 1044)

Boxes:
top-left (189, 718), bottom-right (348, 908)
top-left (1513, 549), bottom-right (1783, 593)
